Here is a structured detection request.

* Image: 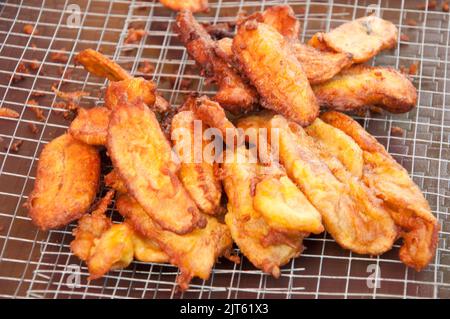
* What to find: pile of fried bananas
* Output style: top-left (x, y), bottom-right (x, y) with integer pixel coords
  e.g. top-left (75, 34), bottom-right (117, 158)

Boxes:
top-left (27, 5), bottom-right (438, 291)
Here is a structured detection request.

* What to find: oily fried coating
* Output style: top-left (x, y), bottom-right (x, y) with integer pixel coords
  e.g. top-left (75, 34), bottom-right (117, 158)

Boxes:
top-left (105, 77), bottom-right (157, 111)
top-left (107, 101), bottom-right (204, 234)
top-left (28, 134), bottom-right (100, 230)
top-left (191, 96), bottom-right (235, 138)
top-left (104, 169), bottom-right (128, 194)
top-left (233, 20), bottom-right (319, 126)
top-left (312, 65), bottom-right (417, 114)
top-left (75, 49), bottom-right (130, 81)
top-left (309, 16), bottom-right (398, 63)
top-left (305, 118), bottom-right (364, 179)
top-left (159, 0), bottom-right (208, 13)
top-left (171, 110), bottom-right (222, 215)
top-left (69, 107), bottom-right (111, 146)
top-left (0, 107), bottom-right (20, 118)
top-left (176, 10), bottom-right (258, 114)
top-left (258, 5), bottom-right (300, 41)
top-left (132, 230), bottom-right (169, 263)
top-left (321, 111), bottom-right (439, 270)
top-left (250, 114), bottom-right (397, 254)
top-left (116, 194), bottom-right (232, 291)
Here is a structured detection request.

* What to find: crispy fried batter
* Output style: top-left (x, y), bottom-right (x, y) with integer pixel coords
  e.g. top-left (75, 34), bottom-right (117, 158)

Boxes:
top-left (247, 114), bottom-right (397, 255)
top-left (116, 194), bottom-right (232, 291)
top-left (105, 77), bottom-right (157, 111)
top-left (132, 230), bottom-right (169, 263)
top-left (28, 134), bottom-right (100, 230)
top-left (160, 0), bottom-right (208, 13)
top-left (75, 49), bottom-right (130, 81)
top-left (258, 5), bottom-right (300, 41)
top-left (171, 110), bottom-right (222, 215)
top-left (0, 107), bottom-right (19, 118)
top-left (104, 169), bottom-right (128, 194)
top-left (312, 65), bottom-right (417, 114)
top-left (309, 16), bottom-right (398, 63)
top-left (176, 10), bottom-right (258, 114)
top-left (69, 107), bottom-right (111, 146)
top-left (321, 111), bottom-right (439, 270)
top-left (107, 101), bottom-right (204, 234)
top-left (191, 96), bottom-right (235, 137)
top-left (233, 20), bottom-right (319, 126)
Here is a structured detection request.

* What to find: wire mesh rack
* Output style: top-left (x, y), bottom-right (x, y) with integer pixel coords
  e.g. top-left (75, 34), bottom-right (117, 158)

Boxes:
top-left (0, 0), bottom-right (449, 299)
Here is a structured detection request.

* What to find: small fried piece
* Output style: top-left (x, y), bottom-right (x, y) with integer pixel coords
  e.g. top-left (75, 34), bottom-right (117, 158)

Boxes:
top-left (75, 49), bottom-right (130, 82)
top-left (107, 101), bottom-right (204, 234)
top-left (321, 111), bottom-right (439, 270)
top-left (171, 109), bottom-right (222, 215)
top-left (124, 28), bottom-right (146, 44)
top-left (104, 170), bottom-right (128, 194)
top-left (176, 10), bottom-right (258, 114)
top-left (104, 77), bottom-right (157, 111)
top-left (69, 107), bottom-right (111, 146)
top-left (0, 107), bottom-right (19, 118)
top-left (309, 16), bottom-right (398, 63)
top-left (160, 0), bottom-right (208, 13)
top-left (117, 194), bottom-right (232, 291)
top-left (28, 134), bottom-right (100, 230)
top-left (312, 65), bottom-right (417, 114)
top-left (233, 20), bottom-right (319, 126)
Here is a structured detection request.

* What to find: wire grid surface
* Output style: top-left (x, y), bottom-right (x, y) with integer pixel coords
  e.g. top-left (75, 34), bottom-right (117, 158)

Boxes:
top-left (0, 0), bottom-right (449, 299)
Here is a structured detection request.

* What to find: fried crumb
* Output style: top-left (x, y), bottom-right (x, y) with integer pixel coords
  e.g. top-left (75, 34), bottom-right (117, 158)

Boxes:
top-left (31, 91), bottom-right (46, 98)
top-left (31, 43), bottom-right (37, 49)
top-left (51, 48), bottom-right (69, 63)
top-left (28, 122), bottom-right (39, 134)
top-left (406, 18), bottom-right (418, 26)
top-left (0, 107), bottom-right (20, 118)
top-left (443, 1), bottom-right (449, 12)
top-left (391, 126), bottom-right (405, 136)
top-left (417, 0), bottom-right (437, 10)
top-left (11, 62), bottom-right (29, 83)
top-left (27, 99), bottom-right (45, 121)
top-left (138, 60), bottom-right (155, 75)
top-left (52, 87), bottom-right (89, 107)
top-left (6, 140), bottom-right (24, 153)
top-left (369, 106), bottom-right (384, 115)
top-left (203, 22), bottom-right (235, 39)
top-left (28, 60), bottom-right (40, 71)
top-left (409, 62), bottom-right (418, 75)
top-left (58, 67), bottom-right (73, 80)
top-left (400, 33), bottom-right (410, 42)
top-left (125, 28), bottom-right (146, 44)
top-left (23, 24), bottom-right (38, 35)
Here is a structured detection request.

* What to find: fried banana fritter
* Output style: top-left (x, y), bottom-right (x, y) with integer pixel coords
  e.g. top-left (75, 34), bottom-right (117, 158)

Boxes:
top-left (75, 49), bottom-right (130, 81)
top-left (233, 20), bottom-right (319, 126)
top-left (321, 111), bottom-right (439, 270)
top-left (116, 194), bottom-right (232, 291)
top-left (107, 101), bottom-right (204, 235)
top-left (258, 5), bottom-right (300, 41)
top-left (159, 0), bottom-right (208, 13)
top-left (312, 65), bottom-right (417, 114)
top-left (247, 114), bottom-right (397, 255)
top-left (176, 10), bottom-right (258, 114)
top-left (191, 96), bottom-right (235, 138)
top-left (105, 77), bottom-right (157, 111)
top-left (69, 107), bottom-right (111, 146)
top-left (309, 16), bottom-right (398, 63)
top-left (171, 110), bottom-right (222, 215)
top-left (28, 134), bottom-right (100, 230)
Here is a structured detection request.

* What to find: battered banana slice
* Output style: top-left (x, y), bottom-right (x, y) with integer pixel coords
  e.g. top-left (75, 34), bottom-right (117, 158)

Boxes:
top-left (233, 20), bottom-right (319, 126)
top-left (69, 107), bottom-right (111, 146)
top-left (159, 0), bottom-right (208, 13)
top-left (105, 77), bottom-right (157, 111)
top-left (321, 111), bottom-right (439, 270)
top-left (258, 5), bottom-right (300, 41)
top-left (244, 114), bottom-right (397, 255)
top-left (107, 101), bottom-right (204, 235)
top-left (312, 65), bottom-right (417, 113)
top-left (28, 134), bottom-right (100, 230)
top-left (176, 10), bottom-right (258, 114)
top-left (171, 109), bottom-right (222, 215)
top-left (75, 48), bottom-right (130, 81)
top-left (116, 194), bottom-right (233, 291)
top-left (309, 15), bottom-right (398, 63)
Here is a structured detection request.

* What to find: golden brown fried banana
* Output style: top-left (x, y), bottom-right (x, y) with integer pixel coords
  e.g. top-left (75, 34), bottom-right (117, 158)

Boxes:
top-left (248, 114), bottom-right (397, 255)
top-left (309, 16), bottom-right (398, 63)
top-left (28, 134), bottom-right (100, 230)
top-left (171, 110), bottom-right (222, 215)
top-left (107, 101), bottom-right (204, 234)
top-left (233, 20), bottom-right (319, 126)
top-left (321, 111), bottom-right (439, 270)
top-left (0, 107), bottom-right (20, 118)
top-left (159, 0), bottom-right (208, 13)
top-left (75, 49), bottom-right (130, 81)
top-left (116, 194), bottom-right (232, 291)
top-left (312, 65), bottom-right (417, 113)
top-left (132, 229), bottom-right (169, 263)
top-left (69, 107), bottom-right (111, 146)
top-left (191, 96), bottom-right (235, 138)
top-left (176, 10), bottom-right (258, 114)
top-left (258, 5), bottom-right (300, 41)
top-left (105, 77), bottom-right (157, 111)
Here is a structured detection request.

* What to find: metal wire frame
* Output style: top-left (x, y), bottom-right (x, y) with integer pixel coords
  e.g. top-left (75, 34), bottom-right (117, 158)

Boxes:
top-left (0, 0), bottom-right (449, 299)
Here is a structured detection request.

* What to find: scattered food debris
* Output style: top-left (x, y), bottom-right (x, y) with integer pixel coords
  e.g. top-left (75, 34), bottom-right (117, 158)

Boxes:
top-left (409, 62), bottom-right (418, 75)
top-left (369, 106), bottom-right (384, 115)
top-left (28, 60), bottom-right (40, 71)
top-left (28, 122), bottom-right (39, 134)
top-left (0, 107), bottom-right (20, 118)
top-left (6, 140), bottom-right (24, 153)
top-left (23, 24), bottom-right (38, 35)
top-left (125, 28), bottom-right (146, 44)
top-left (27, 99), bottom-right (45, 121)
top-left (417, 0), bottom-right (437, 10)
top-left (443, 1), bottom-right (449, 12)
top-left (11, 62), bottom-right (29, 83)
top-left (391, 126), bottom-right (405, 136)
top-left (138, 60), bottom-right (155, 75)
top-left (400, 33), bottom-right (410, 42)
top-left (31, 91), bottom-right (46, 98)
top-left (406, 18), bottom-right (418, 26)
top-left (51, 48), bottom-right (69, 63)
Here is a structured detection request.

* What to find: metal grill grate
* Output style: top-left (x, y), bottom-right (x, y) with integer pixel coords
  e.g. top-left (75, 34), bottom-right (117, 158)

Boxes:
top-left (0, 0), bottom-right (449, 299)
